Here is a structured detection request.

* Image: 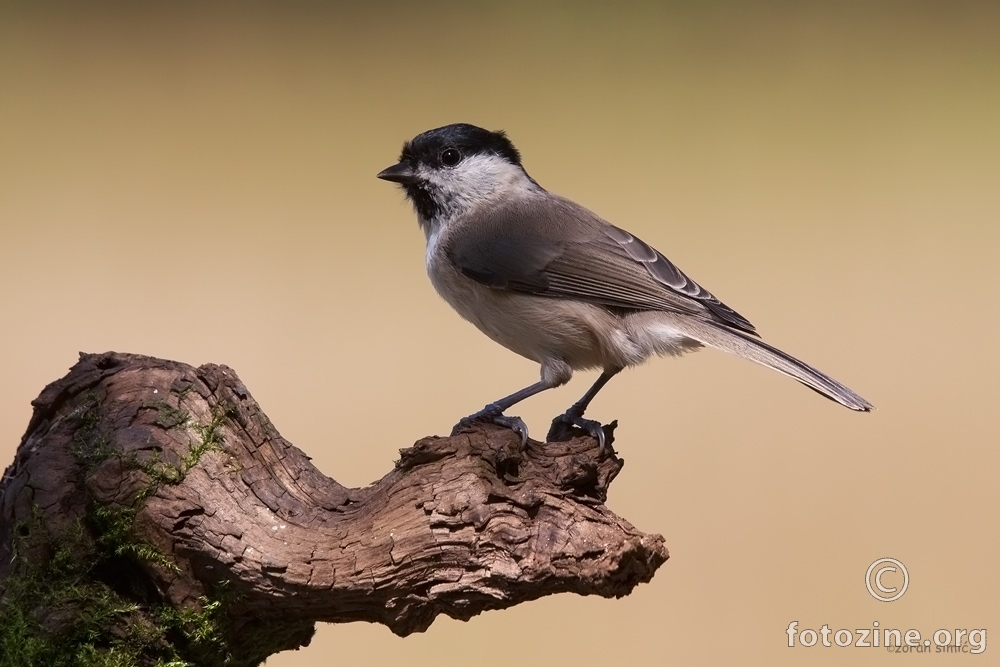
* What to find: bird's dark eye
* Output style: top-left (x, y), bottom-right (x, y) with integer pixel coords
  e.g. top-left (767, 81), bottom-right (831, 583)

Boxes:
top-left (440, 148), bottom-right (462, 167)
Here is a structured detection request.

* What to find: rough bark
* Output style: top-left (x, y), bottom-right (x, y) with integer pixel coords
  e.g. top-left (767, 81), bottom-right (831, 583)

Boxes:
top-left (0, 352), bottom-right (668, 666)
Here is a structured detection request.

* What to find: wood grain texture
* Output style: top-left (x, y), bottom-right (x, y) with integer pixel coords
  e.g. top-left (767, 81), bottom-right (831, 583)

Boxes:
top-left (0, 352), bottom-right (668, 664)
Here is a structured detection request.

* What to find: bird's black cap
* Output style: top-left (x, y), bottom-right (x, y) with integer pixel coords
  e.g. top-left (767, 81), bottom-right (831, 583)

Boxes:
top-left (377, 124), bottom-right (528, 220)
top-left (398, 123), bottom-right (522, 168)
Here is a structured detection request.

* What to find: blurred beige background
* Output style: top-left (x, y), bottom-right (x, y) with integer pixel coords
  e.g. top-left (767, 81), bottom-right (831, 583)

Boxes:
top-left (2, 2), bottom-right (998, 665)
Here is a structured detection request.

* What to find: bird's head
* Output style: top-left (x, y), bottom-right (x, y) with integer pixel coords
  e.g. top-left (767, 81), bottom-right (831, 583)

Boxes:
top-left (377, 123), bottom-right (537, 226)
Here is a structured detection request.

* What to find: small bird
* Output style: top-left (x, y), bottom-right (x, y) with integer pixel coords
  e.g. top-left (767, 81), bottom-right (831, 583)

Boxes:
top-left (377, 123), bottom-right (872, 451)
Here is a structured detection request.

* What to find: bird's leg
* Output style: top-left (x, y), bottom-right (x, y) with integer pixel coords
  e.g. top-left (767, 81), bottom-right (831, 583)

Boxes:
top-left (452, 380), bottom-right (553, 448)
top-left (547, 369), bottom-right (621, 454)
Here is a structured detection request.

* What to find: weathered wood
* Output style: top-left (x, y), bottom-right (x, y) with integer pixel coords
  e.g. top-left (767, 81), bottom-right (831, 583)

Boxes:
top-left (0, 352), bottom-right (668, 666)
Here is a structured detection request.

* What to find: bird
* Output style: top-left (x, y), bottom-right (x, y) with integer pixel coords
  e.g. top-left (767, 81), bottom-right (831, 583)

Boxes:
top-left (376, 123), bottom-right (872, 452)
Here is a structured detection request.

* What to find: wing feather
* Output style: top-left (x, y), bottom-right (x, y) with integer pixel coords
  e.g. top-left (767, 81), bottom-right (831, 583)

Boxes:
top-left (446, 195), bottom-right (757, 334)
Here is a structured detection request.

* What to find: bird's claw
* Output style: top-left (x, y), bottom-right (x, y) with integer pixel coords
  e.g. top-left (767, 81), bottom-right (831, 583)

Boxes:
top-left (491, 415), bottom-right (530, 449)
top-left (546, 412), bottom-right (609, 455)
top-left (452, 405), bottom-right (530, 449)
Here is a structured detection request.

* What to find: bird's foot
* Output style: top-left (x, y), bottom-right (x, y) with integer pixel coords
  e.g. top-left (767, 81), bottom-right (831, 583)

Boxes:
top-left (452, 403), bottom-right (530, 449)
top-left (547, 410), bottom-right (613, 455)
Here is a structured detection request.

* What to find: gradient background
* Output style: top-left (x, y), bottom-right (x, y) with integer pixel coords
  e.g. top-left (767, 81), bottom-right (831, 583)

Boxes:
top-left (2, 2), bottom-right (998, 665)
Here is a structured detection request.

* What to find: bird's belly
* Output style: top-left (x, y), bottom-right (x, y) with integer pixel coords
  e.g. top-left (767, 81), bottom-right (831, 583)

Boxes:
top-left (428, 262), bottom-right (686, 370)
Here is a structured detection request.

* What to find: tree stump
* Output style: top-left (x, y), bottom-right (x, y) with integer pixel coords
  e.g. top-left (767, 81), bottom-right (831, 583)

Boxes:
top-left (0, 352), bottom-right (668, 666)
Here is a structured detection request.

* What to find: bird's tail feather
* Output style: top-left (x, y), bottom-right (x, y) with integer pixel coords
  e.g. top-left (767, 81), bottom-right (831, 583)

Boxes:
top-left (675, 318), bottom-right (874, 412)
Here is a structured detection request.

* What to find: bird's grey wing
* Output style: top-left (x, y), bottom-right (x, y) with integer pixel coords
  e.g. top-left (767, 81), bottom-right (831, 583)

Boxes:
top-left (596, 224), bottom-right (756, 333)
top-left (446, 196), bottom-right (757, 334)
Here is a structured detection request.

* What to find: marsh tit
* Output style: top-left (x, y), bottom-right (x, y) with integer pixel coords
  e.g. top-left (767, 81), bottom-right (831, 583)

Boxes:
top-left (377, 123), bottom-right (872, 452)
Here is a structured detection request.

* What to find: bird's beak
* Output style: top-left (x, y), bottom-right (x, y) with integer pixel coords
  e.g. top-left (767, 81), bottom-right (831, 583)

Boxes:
top-left (376, 161), bottom-right (417, 184)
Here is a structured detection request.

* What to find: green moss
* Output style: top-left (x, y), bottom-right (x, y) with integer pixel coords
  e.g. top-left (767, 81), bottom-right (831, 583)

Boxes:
top-left (72, 391), bottom-right (116, 472)
top-left (141, 400), bottom-right (190, 431)
top-left (156, 587), bottom-right (231, 661)
top-left (0, 549), bottom-right (233, 666)
top-left (0, 394), bottom-right (243, 666)
top-left (87, 504), bottom-right (179, 575)
top-left (0, 512), bottom-right (170, 667)
top-left (132, 401), bottom-right (231, 489)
